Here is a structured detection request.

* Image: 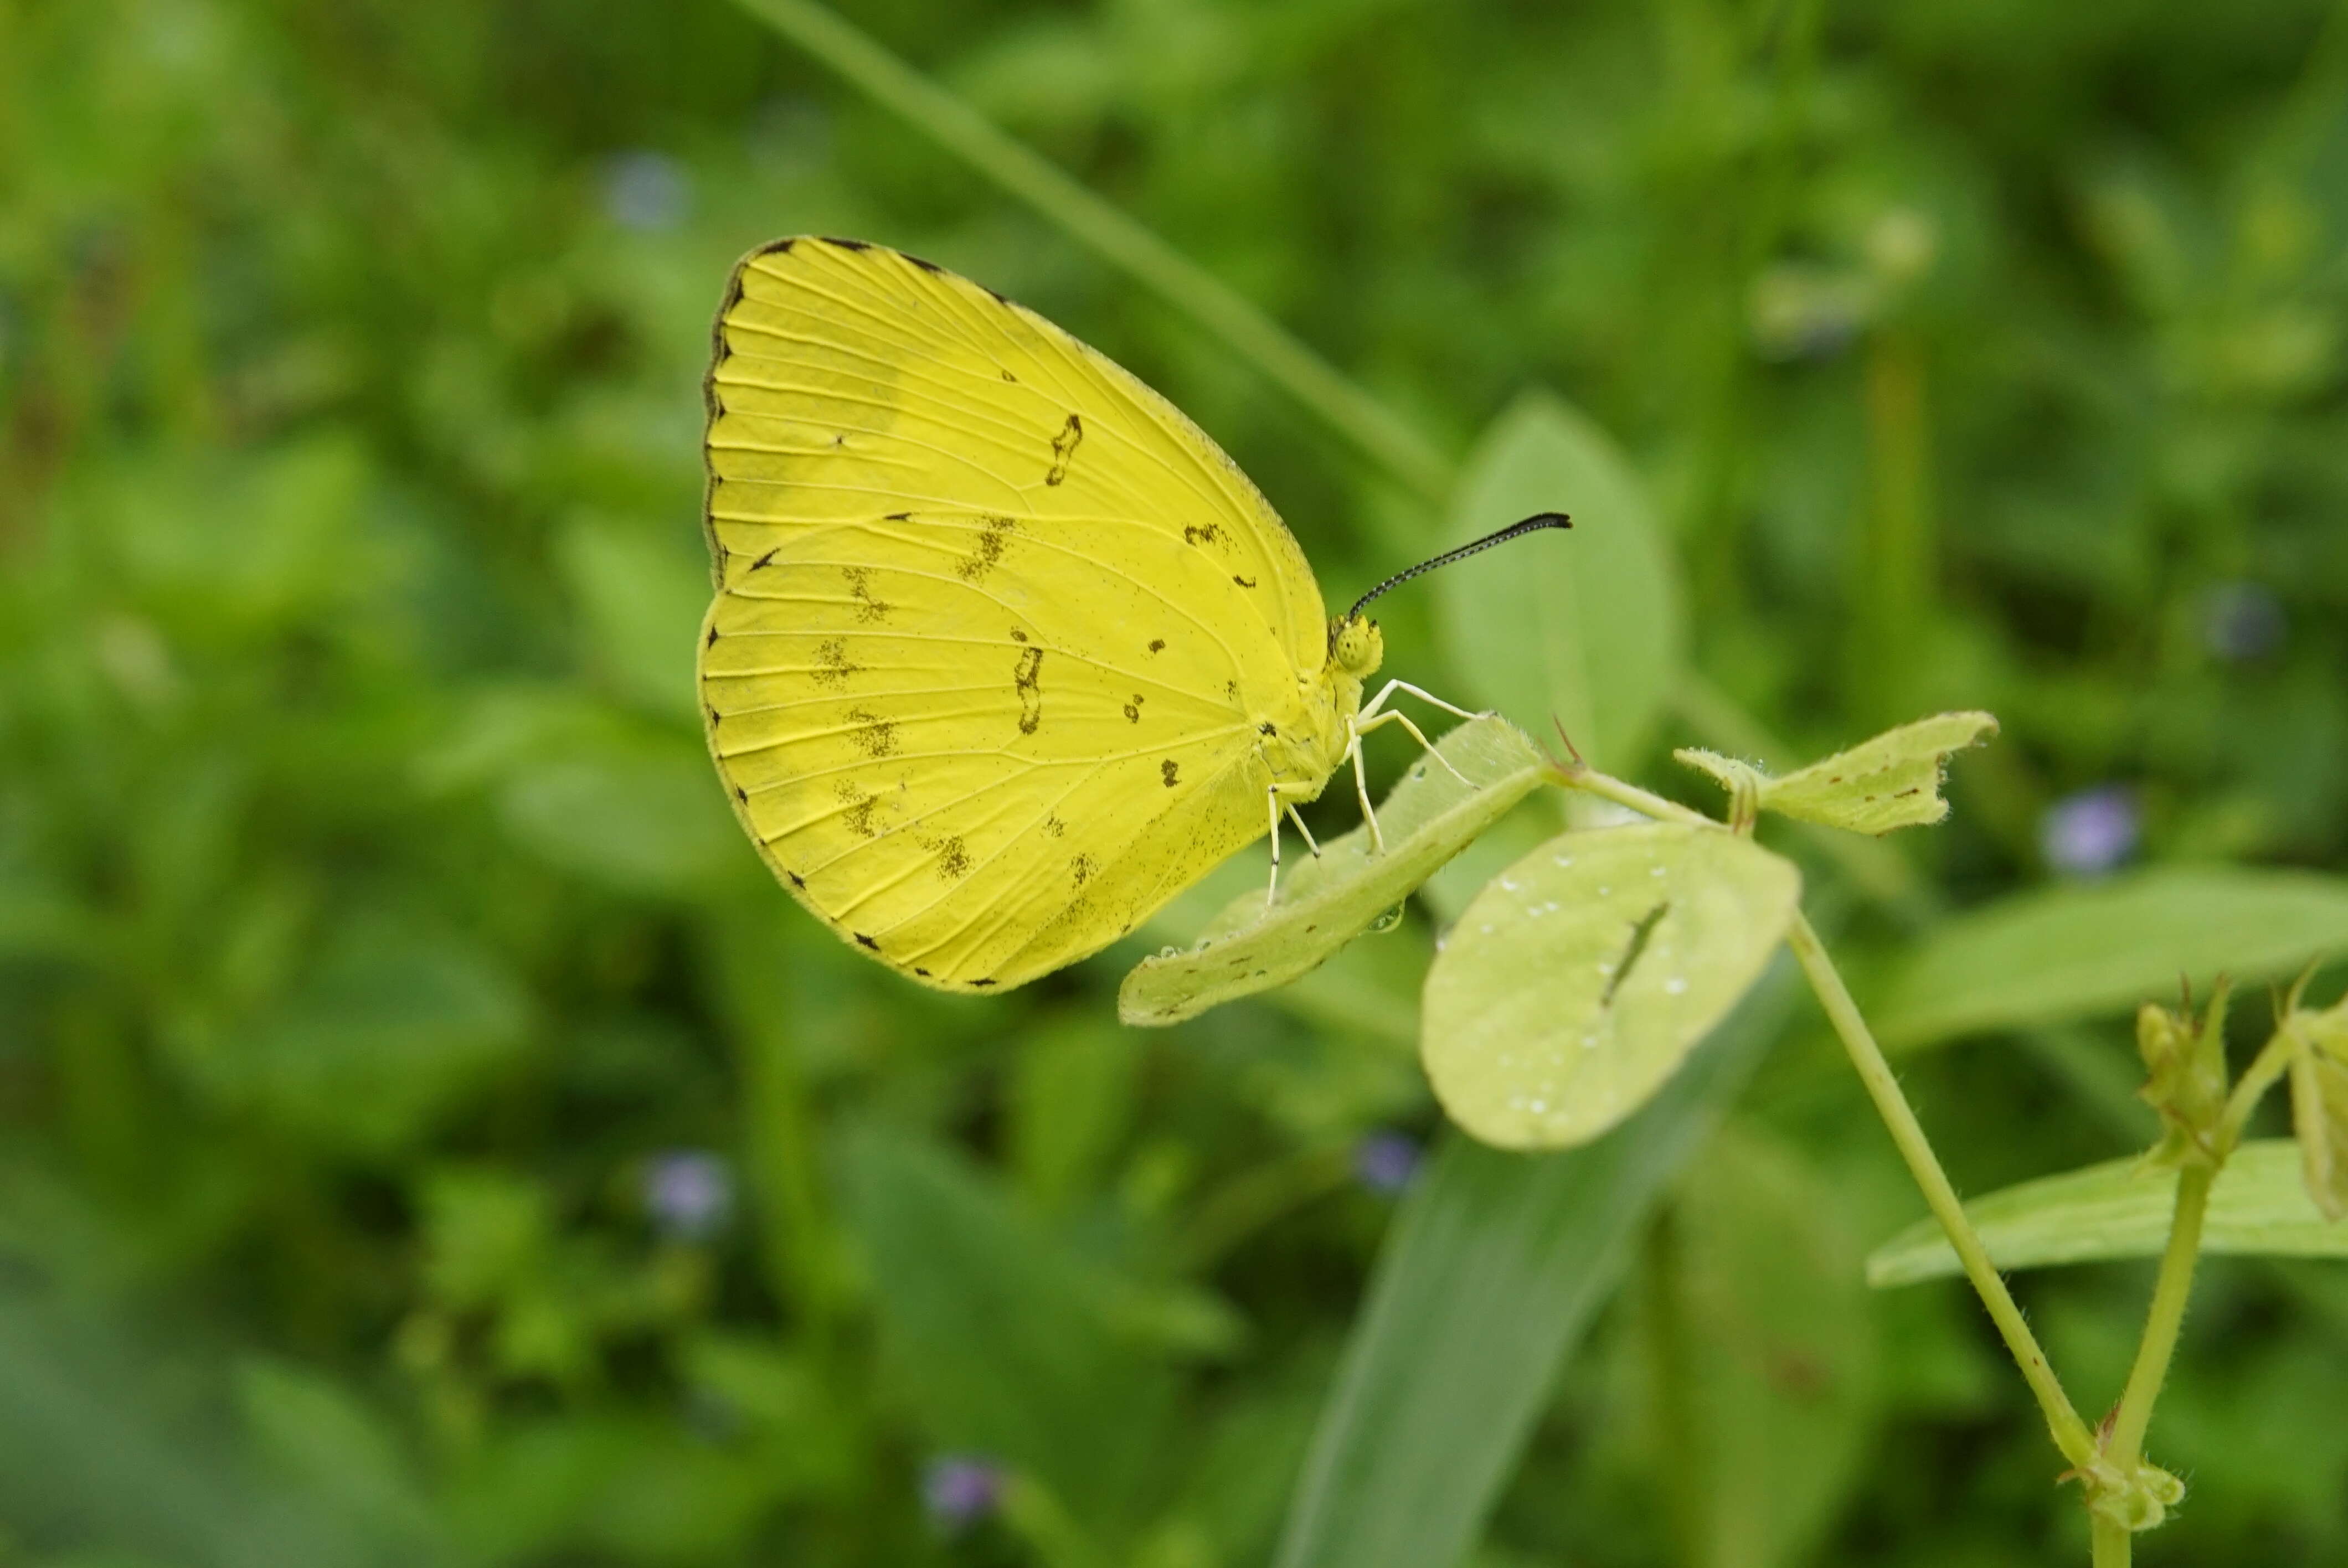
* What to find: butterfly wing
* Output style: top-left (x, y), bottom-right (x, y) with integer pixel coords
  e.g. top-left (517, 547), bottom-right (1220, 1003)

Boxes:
top-left (699, 238), bottom-right (1333, 990)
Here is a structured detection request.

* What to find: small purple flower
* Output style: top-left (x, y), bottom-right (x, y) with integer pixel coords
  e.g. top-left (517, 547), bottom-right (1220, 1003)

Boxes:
top-left (2201, 581), bottom-right (2286, 663)
top-left (921, 1454), bottom-right (1003, 1531)
top-left (2041, 786), bottom-right (2139, 878)
top-left (1353, 1131), bottom-right (1423, 1195)
top-left (642, 1149), bottom-right (733, 1240)
top-left (603, 150), bottom-right (689, 233)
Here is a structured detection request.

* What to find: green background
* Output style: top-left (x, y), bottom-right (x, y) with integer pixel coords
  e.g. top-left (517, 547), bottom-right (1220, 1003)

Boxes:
top-left (5, 1), bottom-right (2348, 1565)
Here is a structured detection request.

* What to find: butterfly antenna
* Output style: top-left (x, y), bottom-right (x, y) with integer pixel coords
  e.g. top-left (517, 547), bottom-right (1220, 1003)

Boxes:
top-left (1345, 512), bottom-right (1572, 622)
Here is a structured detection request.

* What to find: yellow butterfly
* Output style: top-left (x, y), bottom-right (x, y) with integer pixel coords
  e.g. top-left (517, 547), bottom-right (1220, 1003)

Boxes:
top-left (698, 236), bottom-right (1564, 993)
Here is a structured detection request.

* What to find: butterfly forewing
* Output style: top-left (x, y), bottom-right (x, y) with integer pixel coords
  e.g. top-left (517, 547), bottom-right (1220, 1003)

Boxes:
top-left (699, 238), bottom-right (1337, 989)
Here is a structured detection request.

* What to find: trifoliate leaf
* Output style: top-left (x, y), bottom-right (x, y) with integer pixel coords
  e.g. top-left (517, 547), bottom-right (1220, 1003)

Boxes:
top-left (1675, 711), bottom-right (1997, 835)
top-left (1120, 718), bottom-right (1547, 1027)
top-left (1421, 823), bottom-right (1800, 1150)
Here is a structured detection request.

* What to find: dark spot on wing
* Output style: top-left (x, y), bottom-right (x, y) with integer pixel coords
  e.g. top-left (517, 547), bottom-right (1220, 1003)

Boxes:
top-left (1046, 413), bottom-right (1083, 485)
top-left (1001, 369), bottom-right (1017, 383)
top-left (1013, 646), bottom-right (1044, 735)
top-left (1161, 759), bottom-right (1180, 787)
top-left (755, 237), bottom-right (796, 257)
top-left (705, 624), bottom-right (720, 647)
top-left (823, 236), bottom-right (872, 251)
top-left (1259, 721), bottom-right (1276, 736)
top-left (971, 977), bottom-right (997, 988)
top-left (842, 565), bottom-right (890, 622)
top-left (904, 252), bottom-right (945, 274)
top-left (754, 548), bottom-right (778, 569)
top-left (854, 931), bottom-right (879, 950)
top-left (1223, 679), bottom-right (1240, 700)
top-left (1071, 853), bottom-right (1096, 888)
top-left (1042, 814), bottom-right (1066, 839)
top-left (1147, 638), bottom-right (1165, 653)
top-left (935, 835), bottom-right (971, 880)
top-left (1233, 574), bottom-right (1257, 589)
top-left (733, 785), bottom-right (748, 803)
top-left (914, 966), bottom-right (931, 977)
top-left (708, 706), bottom-right (722, 726)
top-left (956, 514), bottom-right (1018, 582)
top-left (1124, 694), bottom-right (1144, 724)
top-left (846, 706), bottom-right (898, 758)
top-left (811, 639), bottom-right (860, 689)
top-left (1009, 627), bottom-right (1028, 643)
top-left (1183, 523), bottom-right (1221, 546)
top-left (785, 870), bottom-right (805, 889)
top-left (836, 780), bottom-right (882, 838)
top-left (884, 510), bottom-right (910, 521)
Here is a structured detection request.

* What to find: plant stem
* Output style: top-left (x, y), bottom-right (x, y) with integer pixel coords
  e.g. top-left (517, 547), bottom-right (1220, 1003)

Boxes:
top-left (1784, 910), bottom-right (2100, 1470)
top-left (1548, 765), bottom-right (1716, 830)
top-left (2107, 1162), bottom-right (2214, 1466)
top-left (730, 0), bottom-right (1458, 507)
top-left (2220, 1028), bottom-right (2298, 1151)
top-left (2093, 1515), bottom-right (2132, 1568)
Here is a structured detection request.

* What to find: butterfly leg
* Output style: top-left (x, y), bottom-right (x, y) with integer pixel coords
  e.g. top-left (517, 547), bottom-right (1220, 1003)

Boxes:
top-left (1355, 683), bottom-right (1476, 786)
top-left (1348, 724), bottom-right (1388, 855)
top-left (1359, 678), bottom-right (1485, 726)
top-left (1355, 704), bottom-right (1474, 788)
top-left (1285, 802), bottom-right (1323, 858)
top-left (1264, 783), bottom-right (1325, 905)
top-left (1264, 784), bottom-right (1284, 906)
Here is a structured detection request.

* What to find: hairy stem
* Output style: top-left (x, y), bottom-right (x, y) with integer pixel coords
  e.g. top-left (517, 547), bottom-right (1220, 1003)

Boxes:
top-left (2220, 1028), bottom-right (2298, 1151)
top-left (1548, 764), bottom-right (1716, 829)
top-left (2108, 1162), bottom-right (2215, 1467)
top-left (1785, 910), bottom-right (2099, 1470)
top-left (2093, 1514), bottom-right (2132, 1567)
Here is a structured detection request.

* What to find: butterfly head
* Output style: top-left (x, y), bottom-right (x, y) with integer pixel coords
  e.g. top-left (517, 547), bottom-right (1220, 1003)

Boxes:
top-left (1328, 614), bottom-right (1384, 678)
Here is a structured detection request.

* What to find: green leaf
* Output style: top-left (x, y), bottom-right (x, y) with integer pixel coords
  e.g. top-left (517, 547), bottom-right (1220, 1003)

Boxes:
top-left (2289, 1048), bottom-right (2348, 1221)
top-left (1675, 710), bottom-right (1998, 835)
top-left (842, 1128), bottom-right (1175, 1531)
top-left (1435, 392), bottom-right (1684, 772)
top-left (236, 1358), bottom-right (437, 1554)
top-left (1674, 1126), bottom-right (1879, 1568)
top-left (1010, 1017), bottom-right (1142, 1218)
top-left (175, 922), bottom-right (532, 1154)
top-left (554, 515), bottom-right (710, 724)
top-left (1878, 868), bottom-right (2348, 1049)
top-left (1865, 1141), bottom-right (2348, 1287)
top-left (1422, 823), bottom-right (1800, 1150)
top-left (498, 734), bottom-right (746, 896)
top-left (2289, 993), bottom-right (2348, 1220)
top-left (1270, 963), bottom-right (1794, 1568)
top-left (442, 1414), bottom-right (779, 1564)
top-left (1120, 718), bottom-right (1547, 1027)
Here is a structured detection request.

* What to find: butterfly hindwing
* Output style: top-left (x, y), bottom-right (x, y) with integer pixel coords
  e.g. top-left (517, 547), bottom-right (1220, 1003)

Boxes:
top-left (699, 238), bottom-right (1336, 989)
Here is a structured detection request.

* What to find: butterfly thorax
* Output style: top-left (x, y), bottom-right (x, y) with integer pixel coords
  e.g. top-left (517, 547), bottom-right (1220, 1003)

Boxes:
top-left (1257, 614), bottom-right (1382, 796)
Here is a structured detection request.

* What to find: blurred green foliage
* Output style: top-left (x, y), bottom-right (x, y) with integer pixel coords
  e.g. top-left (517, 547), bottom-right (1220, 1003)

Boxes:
top-left (4, 1), bottom-right (2348, 1565)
